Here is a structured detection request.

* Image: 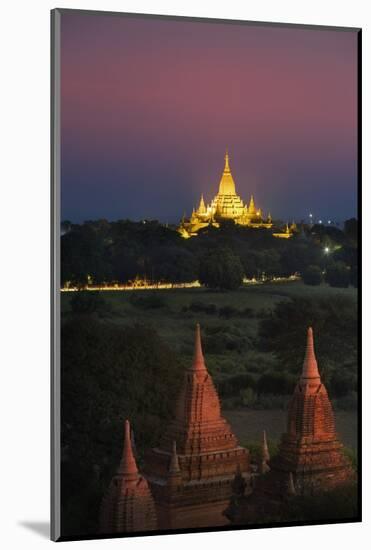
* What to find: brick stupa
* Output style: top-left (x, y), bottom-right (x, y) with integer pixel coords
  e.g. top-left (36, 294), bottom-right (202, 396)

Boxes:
top-left (144, 324), bottom-right (250, 529)
top-left (99, 420), bottom-right (157, 534)
top-left (226, 327), bottom-right (355, 523)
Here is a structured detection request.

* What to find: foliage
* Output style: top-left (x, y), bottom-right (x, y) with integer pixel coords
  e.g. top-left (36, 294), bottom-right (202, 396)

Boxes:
top-left (258, 295), bottom-right (357, 399)
top-left (61, 218), bottom-right (358, 287)
top-left (281, 483), bottom-right (358, 522)
top-left (302, 265), bottom-right (322, 286)
top-left (70, 291), bottom-right (111, 315)
top-left (61, 318), bottom-right (184, 536)
top-left (185, 301), bottom-right (217, 315)
top-left (325, 261), bottom-right (350, 288)
top-left (198, 247), bottom-right (244, 290)
top-left (129, 292), bottom-right (167, 309)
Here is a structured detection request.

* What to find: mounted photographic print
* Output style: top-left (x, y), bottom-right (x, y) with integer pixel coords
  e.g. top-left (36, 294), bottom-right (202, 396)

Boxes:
top-left (51, 8), bottom-right (361, 542)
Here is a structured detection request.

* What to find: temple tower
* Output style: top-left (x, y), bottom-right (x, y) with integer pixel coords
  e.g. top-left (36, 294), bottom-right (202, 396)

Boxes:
top-left (99, 420), bottom-right (157, 534)
top-left (269, 327), bottom-right (354, 495)
top-left (226, 327), bottom-right (355, 524)
top-left (144, 324), bottom-right (250, 530)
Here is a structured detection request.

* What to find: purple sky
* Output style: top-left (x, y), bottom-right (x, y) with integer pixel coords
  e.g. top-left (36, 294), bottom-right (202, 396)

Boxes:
top-left (60, 11), bottom-right (358, 224)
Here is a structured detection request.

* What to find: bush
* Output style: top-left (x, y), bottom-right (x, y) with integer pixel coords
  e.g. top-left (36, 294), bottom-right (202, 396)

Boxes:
top-left (61, 319), bottom-right (184, 536)
top-left (198, 248), bottom-right (244, 290)
top-left (257, 371), bottom-right (296, 395)
top-left (239, 387), bottom-right (258, 407)
top-left (70, 291), bottom-right (110, 315)
top-left (302, 265), bottom-right (322, 286)
top-left (325, 262), bottom-right (350, 288)
top-left (219, 305), bottom-right (239, 318)
top-left (333, 391), bottom-right (358, 411)
top-left (129, 293), bottom-right (166, 309)
top-left (258, 295), bottom-right (357, 377)
top-left (217, 373), bottom-right (257, 397)
top-left (187, 301), bottom-right (217, 315)
top-left (350, 265), bottom-right (358, 288)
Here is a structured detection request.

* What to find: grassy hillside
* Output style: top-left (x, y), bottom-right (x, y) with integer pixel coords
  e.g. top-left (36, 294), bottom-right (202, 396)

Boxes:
top-left (61, 281), bottom-right (357, 409)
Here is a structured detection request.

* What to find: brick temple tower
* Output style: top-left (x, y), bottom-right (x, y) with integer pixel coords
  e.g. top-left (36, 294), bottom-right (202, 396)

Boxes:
top-left (226, 327), bottom-right (355, 523)
top-left (271, 327), bottom-right (354, 495)
top-left (99, 420), bottom-right (157, 534)
top-left (144, 324), bottom-right (250, 530)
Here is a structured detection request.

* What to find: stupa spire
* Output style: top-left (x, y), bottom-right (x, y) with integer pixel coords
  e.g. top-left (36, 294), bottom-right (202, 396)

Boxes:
top-left (198, 194), bottom-right (206, 214)
top-left (218, 150), bottom-right (236, 195)
top-left (191, 323), bottom-right (207, 373)
top-left (169, 441), bottom-right (181, 474)
top-left (262, 430), bottom-right (270, 463)
top-left (118, 419), bottom-right (139, 481)
top-left (259, 430), bottom-right (270, 474)
top-left (224, 149), bottom-right (230, 172)
top-left (248, 195), bottom-right (256, 214)
top-left (100, 419), bottom-right (157, 533)
top-left (301, 327), bottom-right (320, 380)
top-left (286, 472), bottom-right (296, 497)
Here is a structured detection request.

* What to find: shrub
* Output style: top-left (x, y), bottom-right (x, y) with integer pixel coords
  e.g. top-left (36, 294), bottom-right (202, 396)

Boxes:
top-left (350, 265), bottom-right (358, 288)
top-left (325, 261), bottom-right (350, 288)
top-left (188, 301), bottom-right (217, 314)
top-left (198, 248), bottom-right (244, 290)
top-left (239, 387), bottom-right (258, 407)
top-left (129, 293), bottom-right (166, 309)
top-left (219, 305), bottom-right (239, 318)
top-left (302, 265), bottom-right (322, 286)
top-left (70, 291), bottom-right (110, 315)
top-left (257, 371), bottom-right (296, 395)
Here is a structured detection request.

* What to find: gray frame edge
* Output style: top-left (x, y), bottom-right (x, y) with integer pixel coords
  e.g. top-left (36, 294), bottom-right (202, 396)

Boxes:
top-left (51, 8), bottom-right (61, 542)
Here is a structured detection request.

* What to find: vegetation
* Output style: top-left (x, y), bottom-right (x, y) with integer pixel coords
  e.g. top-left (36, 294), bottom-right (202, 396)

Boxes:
top-left (62, 282), bottom-right (357, 417)
top-left (59, 215), bottom-right (358, 533)
top-left (61, 218), bottom-right (358, 288)
top-left (246, 483), bottom-right (359, 524)
top-left (198, 247), bottom-right (244, 290)
top-left (325, 261), bottom-right (350, 288)
top-left (61, 318), bottom-right (184, 536)
top-left (302, 265), bottom-right (322, 286)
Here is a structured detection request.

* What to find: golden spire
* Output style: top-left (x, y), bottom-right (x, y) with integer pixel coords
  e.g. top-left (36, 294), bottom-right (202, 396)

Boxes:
top-left (198, 194), bottom-right (206, 214)
top-left (248, 195), bottom-right (256, 214)
top-left (224, 149), bottom-right (230, 172)
top-left (218, 150), bottom-right (236, 195)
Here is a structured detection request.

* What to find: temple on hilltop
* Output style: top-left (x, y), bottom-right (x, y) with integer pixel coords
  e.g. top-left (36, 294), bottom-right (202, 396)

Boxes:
top-left (99, 420), bottom-right (157, 534)
top-left (225, 327), bottom-right (355, 524)
top-left (144, 324), bottom-right (250, 530)
top-left (178, 150), bottom-right (276, 238)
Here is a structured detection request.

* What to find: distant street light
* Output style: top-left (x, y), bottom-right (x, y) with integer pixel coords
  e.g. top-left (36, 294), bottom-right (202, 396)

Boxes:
top-left (319, 220), bottom-right (323, 224)
top-left (328, 220), bottom-right (331, 224)
top-left (324, 247), bottom-right (330, 254)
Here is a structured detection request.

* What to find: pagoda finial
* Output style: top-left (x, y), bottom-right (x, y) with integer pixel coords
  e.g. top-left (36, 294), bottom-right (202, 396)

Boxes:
top-left (262, 430), bottom-right (270, 462)
top-left (286, 472), bottom-right (296, 496)
top-left (224, 149), bottom-right (230, 172)
top-left (191, 323), bottom-right (207, 372)
top-left (169, 441), bottom-right (181, 474)
top-left (301, 327), bottom-right (320, 380)
top-left (259, 430), bottom-right (270, 474)
top-left (119, 420), bottom-right (139, 480)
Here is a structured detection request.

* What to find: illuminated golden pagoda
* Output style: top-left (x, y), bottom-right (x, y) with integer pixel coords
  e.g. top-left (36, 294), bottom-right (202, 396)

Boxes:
top-left (178, 151), bottom-right (274, 238)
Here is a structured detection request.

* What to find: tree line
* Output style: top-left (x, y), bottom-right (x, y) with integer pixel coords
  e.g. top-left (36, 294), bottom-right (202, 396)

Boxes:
top-left (61, 218), bottom-right (358, 290)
